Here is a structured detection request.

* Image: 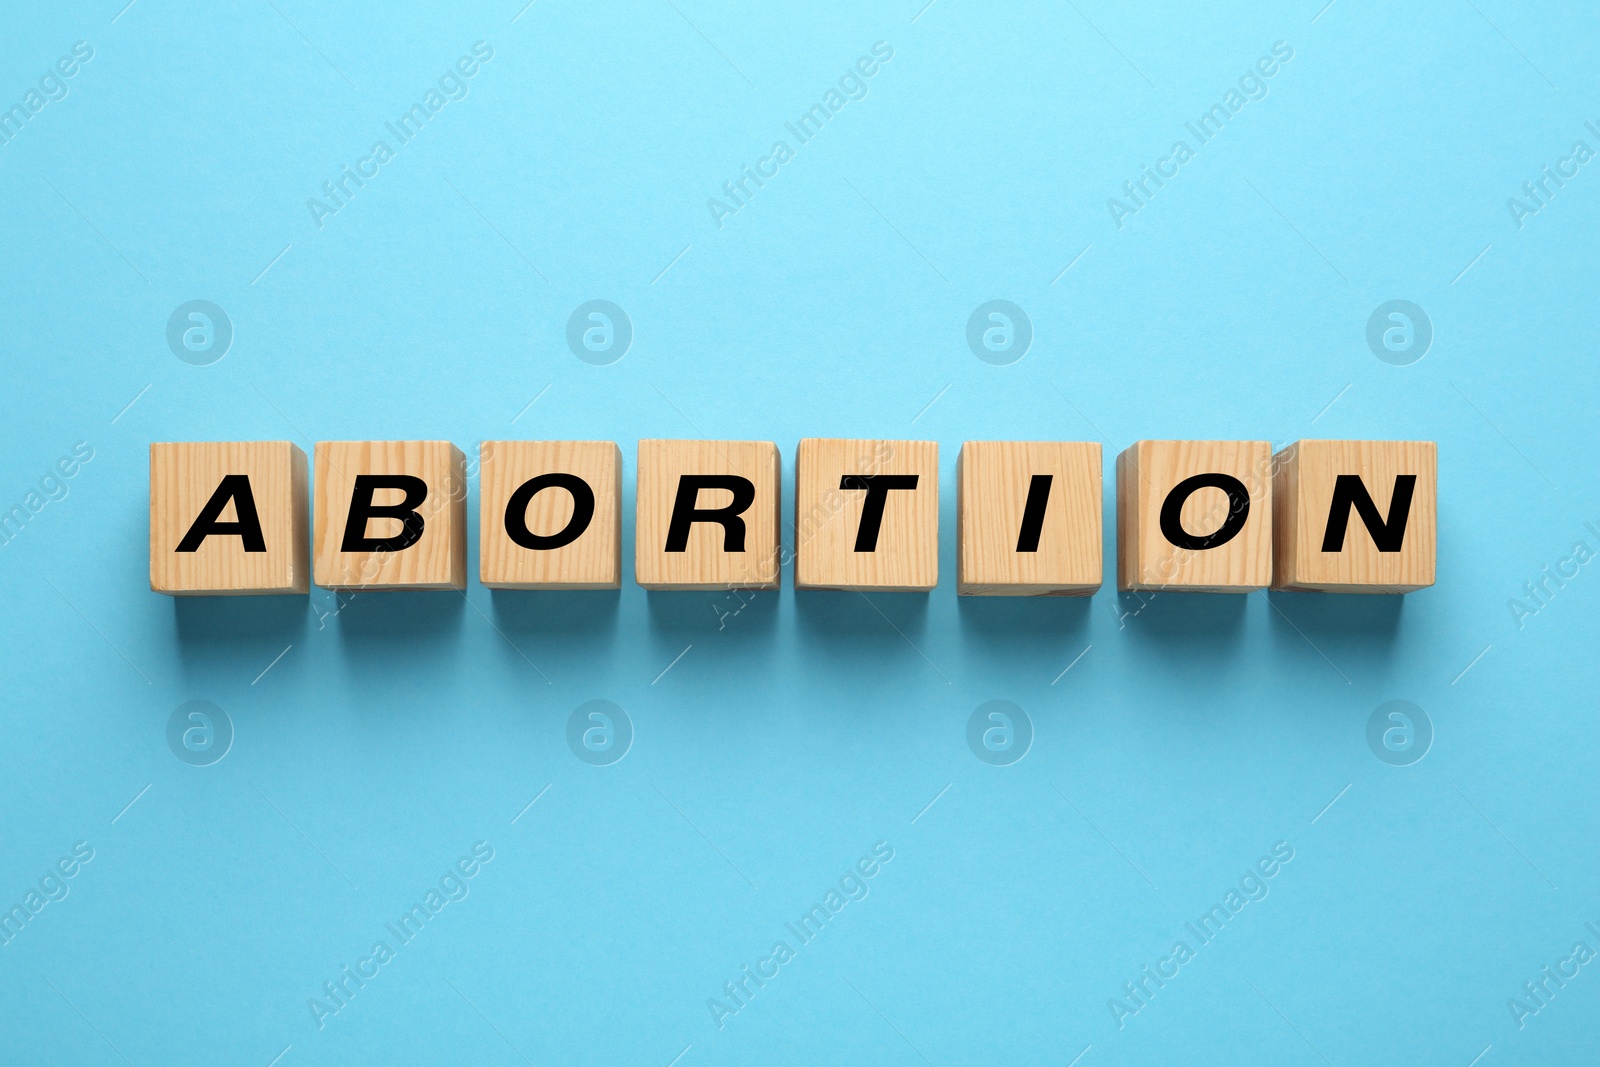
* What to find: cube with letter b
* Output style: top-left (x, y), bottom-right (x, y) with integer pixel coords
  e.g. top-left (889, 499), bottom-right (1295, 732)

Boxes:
top-left (958, 441), bottom-right (1102, 596)
top-left (635, 440), bottom-right (780, 590)
top-left (480, 441), bottom-right (621, 589)
top-left (795, 438), bottom-right (938, 592)
top-left (313, 441), bottom-right (467, 590)
top-left (1117, 440), bottom-right (1272, 592)
top-left (1271, 440), bottom-right (1436, 593)
top-left (150, 441), bottom-right (309, 595)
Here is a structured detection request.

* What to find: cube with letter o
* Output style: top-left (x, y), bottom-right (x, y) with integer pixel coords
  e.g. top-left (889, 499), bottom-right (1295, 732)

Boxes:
top-left (479, 440), bottom-right (621, 590)
top-left (1117, 440), bottom-right (1272, 592)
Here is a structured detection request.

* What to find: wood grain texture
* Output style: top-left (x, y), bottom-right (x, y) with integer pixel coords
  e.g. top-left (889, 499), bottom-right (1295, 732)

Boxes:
top-left (958, 441), bottom-right (1102, 596)
top-left (635, 440), bottom-right (780, 590)
top-left (1117, 440), bottom-right (1272, 593)
top-left (313, 440), bottom-right (466, 590)
top-left (480, 441), bottom-right (621, 590)
top-left (150, 441), bottom-right (309, 595)
top-left (795, 438), bottom-right (938, 592)
top-left (1272, 439), bottom-right (1436, 593)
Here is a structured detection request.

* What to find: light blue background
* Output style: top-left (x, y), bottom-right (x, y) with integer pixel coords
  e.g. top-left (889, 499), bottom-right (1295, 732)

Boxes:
top-left (3, 0), bottom-right (1598, 1064)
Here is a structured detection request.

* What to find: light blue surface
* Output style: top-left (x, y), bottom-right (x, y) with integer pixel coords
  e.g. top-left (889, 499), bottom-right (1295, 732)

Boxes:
top-left (3, 1), bottom-right (1598, 1063)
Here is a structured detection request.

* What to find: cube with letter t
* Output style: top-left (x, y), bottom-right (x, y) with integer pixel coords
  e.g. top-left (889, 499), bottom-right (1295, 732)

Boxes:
top-left (635, 440), bottom-right (780, 590)
top-left (313, 441), bottom-right (467, 590)
top-left (1271, 440), bottom-right (1436, 593)
top-left (150, 441), bottom-right (309, 595)
top-left (795, 438), bottom-right (938, 592)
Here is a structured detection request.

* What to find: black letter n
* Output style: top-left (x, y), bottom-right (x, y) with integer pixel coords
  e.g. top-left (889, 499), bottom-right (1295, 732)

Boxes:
top-left (176, 475), bottom-right (266, 552)
top-left (1321, 475), bottom-right (1416, 552)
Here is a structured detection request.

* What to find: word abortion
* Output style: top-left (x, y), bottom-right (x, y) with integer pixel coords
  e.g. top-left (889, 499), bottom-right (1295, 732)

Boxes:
top-left (148, 437), bottom-right (1436, 598)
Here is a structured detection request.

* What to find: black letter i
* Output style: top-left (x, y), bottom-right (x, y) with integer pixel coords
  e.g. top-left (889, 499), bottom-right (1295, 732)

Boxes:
top-left (1015, 474), bottom-right (1053, 552)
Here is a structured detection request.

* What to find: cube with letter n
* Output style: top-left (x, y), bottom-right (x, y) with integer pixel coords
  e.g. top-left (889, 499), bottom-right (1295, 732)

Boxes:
top-left (1272, 440), bottom-right (1436, 593)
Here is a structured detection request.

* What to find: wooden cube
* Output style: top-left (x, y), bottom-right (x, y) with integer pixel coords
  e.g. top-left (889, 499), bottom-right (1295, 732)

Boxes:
top-left (480, 441), bottom-right (621, 590)
top-left (313, 441), bottom-right (466, 590)
top-left (635, 440), bottom-right (780, 590)
top-left (795, 439), bottom-right (938, 592)
top-left (150, 441), bottom-right (309, 595)
top-left (1272, 440), bottom-right (1436, 593)
top-left (1117, 440), bottom-right (1271, 592)
top-left (958, 441), bottom-right (1102, 596)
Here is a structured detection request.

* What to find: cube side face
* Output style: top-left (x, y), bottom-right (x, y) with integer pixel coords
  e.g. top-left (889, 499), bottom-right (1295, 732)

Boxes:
top-left (1276, 440), bottom-right (1436, 592)
top-left (1120, 440), bottom-right (1272, 592)
top-left (795, 438), bottom-right (938, 591)
top-left (958, 441), bottom-right (1102, 596)
top-left (1115, 446), bottom-right (1138, 591)
top-left (313, 441), bottom-right (466, 590)
top-left (634, 440), bottom-right (780, 590)
top-left (1271, 443), bottom-right (1301, 590)
top-left (150, 441), bottom-right (308, 595)
top-left (479, 441), bottom-right (621, 590)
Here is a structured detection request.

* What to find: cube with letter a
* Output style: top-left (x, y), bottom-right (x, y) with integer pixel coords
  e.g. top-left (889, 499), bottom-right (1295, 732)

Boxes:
top-left (795, 438), bottom-right (938, 592)
top-left (958, 441), bottom-right (1102, 596)
top-left (150, 441), bottom-right (309, 595)
top-left (313, 441), bottom-right (466, 590)
top-left (1117, 440), bottom-right (1272, 593)
top-left (635, 440), bottom-right (780, 590)
top-left (1271, 440), bottom-right (1436, 593)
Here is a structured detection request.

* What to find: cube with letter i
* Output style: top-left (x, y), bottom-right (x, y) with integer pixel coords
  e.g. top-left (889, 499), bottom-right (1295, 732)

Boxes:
top-left (958, 441), bottom-right (1102, 596)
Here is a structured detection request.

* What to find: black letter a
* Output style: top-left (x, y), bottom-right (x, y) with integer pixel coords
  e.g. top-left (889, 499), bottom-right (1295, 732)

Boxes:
top-left (175, 475), bottom-right (266, 552)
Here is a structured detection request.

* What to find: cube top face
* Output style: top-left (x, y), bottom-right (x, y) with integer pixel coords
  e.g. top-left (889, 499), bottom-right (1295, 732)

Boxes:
top-left (796, 438), bottom-right (938, 592)
top-left (635, 440), bottom-right (780, 590)
top-left (480, 441), bottom-right (621, 590)
top-left (313, 441), bottom-right (467, 590)
top-left (1118, 440), bottom-right (1272, 593)
top-left (150, 441), bottom-right (309, 595)
top-left (958, 441), bottom-right (1102, 596)
top-left (1273, 439), bottom-right (1437, 593)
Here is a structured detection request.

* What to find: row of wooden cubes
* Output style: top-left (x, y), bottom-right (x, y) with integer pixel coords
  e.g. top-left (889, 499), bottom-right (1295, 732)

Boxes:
top-left (150, 438), bottom-right (1436, 596)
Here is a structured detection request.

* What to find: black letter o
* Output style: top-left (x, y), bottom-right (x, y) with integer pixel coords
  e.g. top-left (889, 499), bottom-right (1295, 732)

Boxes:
top-left (1159, 473), bottom-right (1250, 550)
top-left (505, 474), bottom-right (595, 550)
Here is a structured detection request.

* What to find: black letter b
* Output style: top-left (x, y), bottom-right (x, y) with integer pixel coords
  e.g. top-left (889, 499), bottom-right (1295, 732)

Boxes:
top-left (342, 475), bottom-right (428, 552)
